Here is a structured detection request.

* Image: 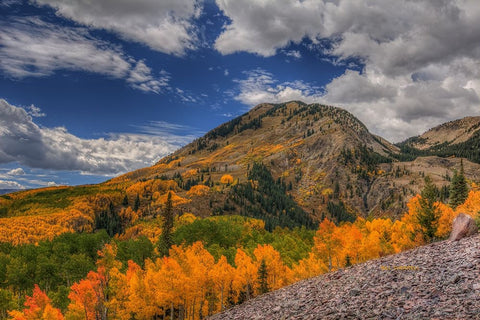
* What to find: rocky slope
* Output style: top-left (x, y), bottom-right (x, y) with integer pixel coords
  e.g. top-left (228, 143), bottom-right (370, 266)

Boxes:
top-left (4, 101), bottom-right (480, 226)
top-left (210, 234), bottom-right (480, 319)
top-left (398, 116), bottom-right (480, 165)
top-left (112, 101), bottom-right (480, 220)
top-left (409, 116), bottom-right (480, 150)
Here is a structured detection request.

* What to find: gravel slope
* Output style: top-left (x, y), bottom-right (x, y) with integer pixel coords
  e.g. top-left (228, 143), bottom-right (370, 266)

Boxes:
top-left (210, 235), bottom-right (480, 319)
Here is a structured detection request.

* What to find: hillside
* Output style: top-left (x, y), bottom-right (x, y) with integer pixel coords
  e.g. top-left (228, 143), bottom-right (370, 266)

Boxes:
top-left (3, 101), bottom-right (480, 244)
top-left (108, 101), bottom-right (480, 221)
top-left (398, 116), bottom-right (480, 163)
top-left (109, 101), bottom-right (401, 223)
top-left (210, 234), bottom-right (480, 319)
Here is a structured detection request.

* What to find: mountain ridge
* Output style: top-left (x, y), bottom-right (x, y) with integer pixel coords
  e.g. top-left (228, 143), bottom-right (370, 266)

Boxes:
top-left (2, 101), bottom-right (480, 236)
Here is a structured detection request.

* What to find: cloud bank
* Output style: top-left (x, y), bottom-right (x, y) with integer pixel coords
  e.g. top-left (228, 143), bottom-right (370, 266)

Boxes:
top-left (0, 99), bottom-right (195, 175)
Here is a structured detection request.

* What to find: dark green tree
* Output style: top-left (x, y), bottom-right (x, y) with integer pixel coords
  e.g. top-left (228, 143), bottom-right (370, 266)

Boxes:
top-left (257, 259), bottom-right (269, 294)
top-left (95, 201), bottom-right (123, 236)
top-left (122, 194), bottom-right (129, 206)
top-left (449, 159), bottom-right (469, 208)
top-left (345, 255), bottom-right (352, 267)
top-left (133, 194), bottom-right (140, 211)
top-left (417, 176), bottom-right (440, 242)
top-left (158, 192), bottom-right (174, 257)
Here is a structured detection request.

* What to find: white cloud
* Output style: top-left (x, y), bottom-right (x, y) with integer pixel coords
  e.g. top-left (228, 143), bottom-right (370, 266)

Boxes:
top-left (222, 1), bottom-right (480, 141)
top-left (32, 0), bottom-right (203, 55)
top-left (0, 180), bottom-right (25, 190)
top-left (234, 69), bottom-right (322, 107)
top-left (25, 105), bottom-right (46, 117)
top-left (0, 0), bottom-right (21, 7)
top-left (0, 99), bottom-right (196, 175)
top-left (0, 17), bottom-right (169, 93)
top-left (215, 0), bottom-right (325, 56)
top-left (7, 168), bottom-right (25, 176)
top-left (284, 50), bottom-right (302, 59)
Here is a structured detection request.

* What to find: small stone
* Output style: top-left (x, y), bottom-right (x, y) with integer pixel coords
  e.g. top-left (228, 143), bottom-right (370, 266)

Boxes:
top-left (272, 306), bottom-right (281, 313)
top-left (450, 275), bottom-right (461, 284)
top-left (349, 289), bottom-right (360, 296)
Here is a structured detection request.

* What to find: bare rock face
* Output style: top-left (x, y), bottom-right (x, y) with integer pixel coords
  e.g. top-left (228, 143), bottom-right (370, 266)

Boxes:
top-left (449, 213), bottom-right (478, 241)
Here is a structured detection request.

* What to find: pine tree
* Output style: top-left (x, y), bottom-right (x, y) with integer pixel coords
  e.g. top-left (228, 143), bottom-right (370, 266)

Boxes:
top-left (417, 176), bottom-right (440, 242)
top-left (158, 191), bottom-right (174, 257)
top-left (133, 194), bottom-right (140, 211)
top-left (345, 255), bottom-right (352, 267)
top-left (122, 195), bottom-right (129, 206)
top-left (449, 159), bottom-right (469, 208)
top-left (257, 259), bottom-right (269, 294)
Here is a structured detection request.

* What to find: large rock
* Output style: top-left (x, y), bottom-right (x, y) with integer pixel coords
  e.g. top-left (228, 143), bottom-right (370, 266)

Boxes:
top-left (449, 213), bottom-right (478, 241)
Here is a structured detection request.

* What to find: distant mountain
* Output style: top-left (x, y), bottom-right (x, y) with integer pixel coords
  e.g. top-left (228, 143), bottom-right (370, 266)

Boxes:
top-left (397, 116), bottom-right (480, 163)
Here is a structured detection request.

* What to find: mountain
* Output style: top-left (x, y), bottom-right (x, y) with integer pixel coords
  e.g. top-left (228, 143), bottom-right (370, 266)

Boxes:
top-left (110, 101), bottom-right (404, 225)
top-left (2, 101), bottom-right (480, 236)
top-left (398, 116), bottom-right (480, 163)
top-left (210, 233), bottom-right (480, 319)
top-left (111, 101), bottom-right (479, 222)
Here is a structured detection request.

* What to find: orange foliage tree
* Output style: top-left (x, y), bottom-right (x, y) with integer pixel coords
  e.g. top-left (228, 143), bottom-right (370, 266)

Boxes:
top-left (220, 174), bottom-right (234, 185)
top-left (9, 285), bottom-right (63, 320)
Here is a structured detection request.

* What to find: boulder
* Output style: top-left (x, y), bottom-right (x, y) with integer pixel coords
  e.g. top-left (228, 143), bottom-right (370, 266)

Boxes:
top-left (449, 213), bottom-right (478, 241)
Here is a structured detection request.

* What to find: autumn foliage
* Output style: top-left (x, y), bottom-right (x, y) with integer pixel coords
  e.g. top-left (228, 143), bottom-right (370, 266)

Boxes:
top-left (220, 174), bottom-right (234, 185)
top-left (8, 285), bottom-right (63, 320)
top-left (2, 189), bottom-right (480, 319)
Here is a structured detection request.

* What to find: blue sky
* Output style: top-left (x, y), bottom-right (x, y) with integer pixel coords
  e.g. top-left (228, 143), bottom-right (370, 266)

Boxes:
top-left (1, 0), bottom-right (480, 190)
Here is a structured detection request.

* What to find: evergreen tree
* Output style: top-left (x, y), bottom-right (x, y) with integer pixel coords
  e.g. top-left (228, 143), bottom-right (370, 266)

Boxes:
top-left (95, 201), bottom-right (123, 237)
top-left (257, 259), bottom-right (269, 294)
top-left (449, 159), bottom-right (469, 208)
top-left (158, 192), bottom-right (174, 257)
top-left (417, 176), bottom-right (440, 242)
top-left (133, 194), bottom-right (140, 211)
top-left (122, 195), bottom-right (129, 206)
top-left (345, 255), bottom-right (352, 267)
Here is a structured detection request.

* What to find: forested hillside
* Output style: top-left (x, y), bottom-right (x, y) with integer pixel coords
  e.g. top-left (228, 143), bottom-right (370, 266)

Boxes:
top-left (1, 102), bottom-right (480, 319)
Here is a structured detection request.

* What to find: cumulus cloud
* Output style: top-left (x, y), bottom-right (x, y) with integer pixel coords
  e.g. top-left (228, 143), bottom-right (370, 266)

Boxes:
top-left (0, 17), bottom-right (169, 93)
top-left (215, 0), bottom-right (325, 56)
top-left (32, 0), bottom-right (203, 55)
top-left (7, 168), bottom-right (25, 175)
top-left (0, 99), bottom-right (196, 175)
top-left (222, 0), bottom-right (480, 141)
top-left (0, 180), bottom-right (25, 190)
top-left (234, 69), bottom-right (322, 107)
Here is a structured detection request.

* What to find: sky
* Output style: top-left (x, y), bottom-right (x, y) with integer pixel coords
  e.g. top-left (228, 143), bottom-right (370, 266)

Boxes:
top-left (1, 0), bottom-right (480, 190)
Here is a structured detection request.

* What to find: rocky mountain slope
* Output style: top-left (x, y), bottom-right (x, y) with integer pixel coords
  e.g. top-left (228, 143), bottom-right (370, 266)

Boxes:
top-left (210, 234), bottom-right (480, 319)
top-left (111, 101), bottom-right (480, 221)
top-left (398, 116), bottom-right (480, 164)
top-left (407, 116), bottom-right (480, 150)
top-left (3, 101), bottom-right (480, 230)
